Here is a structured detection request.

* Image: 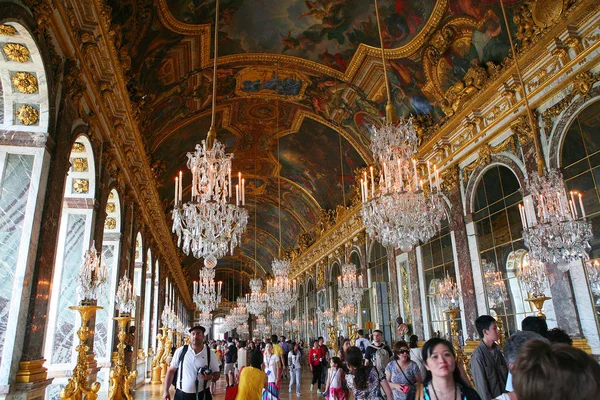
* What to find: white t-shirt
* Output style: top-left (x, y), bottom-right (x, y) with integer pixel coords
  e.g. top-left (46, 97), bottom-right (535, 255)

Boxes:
top-left (170, 345), bottom-right (221, 394)
top-left (356, 337), bottom-right (370, 354)
top-left (329, 367), bottom-right (342, 389)
top-left (263, 353), bottom-right (280, 383)
top-left (288, 352), bottom-right (302, 369)
top-left (238, 348), bottom-right (248, 368)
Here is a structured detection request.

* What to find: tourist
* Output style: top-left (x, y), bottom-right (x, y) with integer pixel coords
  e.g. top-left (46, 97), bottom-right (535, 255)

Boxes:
top-left (513, 340), bottom-right (600, 400)
top-left (356, 330), bottom-right (370, 357)
top-left (262, 342), bottom-right (281, 400)
top-left (417, 338), bottom-right (480, 400)
top-left (288, 343), bottom-right (302, 397)
top-left (469, 315), bottom-right (508, 400)
top-left (225, 337), bottom-right (238, 387)
top-left (364, 329), bottom-right (393, 370)
top-left (324, 356), bottom-right (346, 400)
top-left (409, 335), bottom-right (426, 378)
top-left (545, 328), bottom-right (572, 345)
top-left (309, 339), bottom-right (325, 394)
top-left (236, 349), bottom-right (267, 400)
top-left (385, 340), bottom-right (421, 400)
top-left (345, 346), bottom-right (393, 400)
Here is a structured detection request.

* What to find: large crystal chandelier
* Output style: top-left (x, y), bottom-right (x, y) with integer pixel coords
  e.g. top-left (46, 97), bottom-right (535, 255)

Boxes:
top-left (171, 0), bottom-right (248, 266)
top-left (519, 253), bottom-right (548, 299)
top-left (436, 274), bottom-right (460, 310)
top-left (482, 260), bottom-right (508, 310)
top-left (360, 0), bottom-right (445, 252)
top-left (520, 168), bottom-right (592, 266)
top-left (247, 278), bottom-right (267, 315)
top-left (256, 315), bottom-right (267, 332)
top-left (198, 312), bottom-right (213, 328)
top-left (232, 296), bottom-right (249, 324)
top-left (222, 314), bottom-right (238, 332)
top-left (338, 263), bottom-right (367, 307)
top-left (76, 241), bottom-right (108, 304)
top-left (337, 304), bottom-right (357, 326)
top-left (193, 267), bottom-right (222, 314)
top-left (266, 259), bottom-right (298, 311)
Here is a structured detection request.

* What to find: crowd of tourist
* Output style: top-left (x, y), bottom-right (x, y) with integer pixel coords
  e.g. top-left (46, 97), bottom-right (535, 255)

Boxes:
top-left (163, 316), bottom-right (600, 400)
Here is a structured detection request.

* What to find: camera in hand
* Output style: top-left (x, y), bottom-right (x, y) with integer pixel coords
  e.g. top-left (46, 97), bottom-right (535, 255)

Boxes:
top-left (200, 366), bottom-right (213, 376)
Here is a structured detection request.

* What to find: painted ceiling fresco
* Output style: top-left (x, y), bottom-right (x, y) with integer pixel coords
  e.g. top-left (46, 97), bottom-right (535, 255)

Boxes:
top-left (105, 0), bottom-right (526, 289)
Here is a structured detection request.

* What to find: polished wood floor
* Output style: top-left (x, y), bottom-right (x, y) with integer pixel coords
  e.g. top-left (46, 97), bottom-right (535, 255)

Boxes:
top-left (130, 369), bottom-right (328, 400)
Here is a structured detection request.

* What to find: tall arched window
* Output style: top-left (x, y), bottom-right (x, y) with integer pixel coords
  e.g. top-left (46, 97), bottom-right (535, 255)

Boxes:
top-left (142, 248), bottom-right (153, 355)
top-left (307, 279), bottom-right (316, 340)
top-left (330, 262), bottom-right (340, 312)
top-left (369, 242), bottom-right (392, 342)
top-left (152, 261), bottom-right (160, 348)
top-left (560, 100), bottom-right (600, 328)
top-left (473, 165), bottom-right (531, 335)
top-left (45, 136), bottom-right (97, 368)
top-left (297, 284), bottom-right (305, 339)
top-left (420, 219), bottom-right (458, 338)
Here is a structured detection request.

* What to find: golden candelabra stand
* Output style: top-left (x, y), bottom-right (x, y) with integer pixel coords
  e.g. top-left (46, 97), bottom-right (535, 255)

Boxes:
top-left (160, 328), bottom-right (171, 380)
top-left (150, 332), bottom-right (164, 384)
top-left (445, 308), bottom-right (473, 385)
top-left (327, 324), bottom-right (338, 355)
top-left (526, 295), bottom-right (551, 319)
top-left (107, 314), bottom-right (137, 400)
top-left (60, 304), bottom-right (103, 400)
top-left (348, 324), bottom-right (358, 345)
top-left (491, 308), bottom-right (506, 347)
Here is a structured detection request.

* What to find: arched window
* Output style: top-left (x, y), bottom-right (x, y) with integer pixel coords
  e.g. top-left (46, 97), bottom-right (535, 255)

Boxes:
top-left (307, 279), bottom-right (316, 340)
top-left (560, 100), bottom-right (600, 327)
top-left (45, 136), bottom-right (97, 368)
top-left (152, 260), bottom-right (160, 349)
top-left (473, 165), bottom-right (532, 335)
top-left (420, 219), bottom-right (458, 338)
top-left (297, 284), bottom-right (305, 338)
top-left (330, 262), bottom-right (340, 312)
top-left (213, 317), bottom-right (225, 340)
top-left (142, 248), bottom-right (153, 356)
top-left (369, 241), bottom-right (392, 342)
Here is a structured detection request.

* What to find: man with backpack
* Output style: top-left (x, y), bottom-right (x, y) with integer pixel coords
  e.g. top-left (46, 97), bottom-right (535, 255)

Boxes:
top-left (163, 325), bottom-right (220, 400)
top-left (355, 329), bottom-right (370, 356)
top-left (364, 329), bottom-right (392, 373)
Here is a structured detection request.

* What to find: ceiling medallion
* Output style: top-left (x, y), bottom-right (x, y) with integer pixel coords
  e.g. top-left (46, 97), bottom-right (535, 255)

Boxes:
top-left (3, 43), bottom-right (30, 63)
top-left (0, 25), bottom-right (17, 36)
top-left (12, 72), bottom-right (38, 94)
top-left (15, 104), bottom-right (39, 125)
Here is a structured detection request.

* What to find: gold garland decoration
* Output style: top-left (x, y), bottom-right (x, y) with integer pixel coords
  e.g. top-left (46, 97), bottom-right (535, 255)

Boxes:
top-left (12, 72), bottom-right (38, 94)
top-left (3, 43), bottom-right (30, 62)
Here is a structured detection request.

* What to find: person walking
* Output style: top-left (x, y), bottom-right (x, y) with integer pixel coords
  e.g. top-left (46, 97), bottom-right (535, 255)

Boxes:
top-left (162, 325), bottom-right (221, 400)
top-left (287, 343), bottom-right (302, 397)
top-left (236, 350), bottom-right (267, 400)
top-left (262, 342), bottom-right (281, 400)
top-left (345, 346), bottom-right (393, 400)
top-left (309, 339), bottom-right (325, 394)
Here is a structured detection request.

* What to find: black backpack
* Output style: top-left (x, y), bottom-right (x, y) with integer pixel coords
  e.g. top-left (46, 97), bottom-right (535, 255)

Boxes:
top-left (172, 345), bottom-right (189, 388)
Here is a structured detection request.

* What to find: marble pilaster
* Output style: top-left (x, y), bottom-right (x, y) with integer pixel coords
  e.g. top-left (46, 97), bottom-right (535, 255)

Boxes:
top-left (545, 263), bottom-right (583, 337)
top-left (387, 247), bottom-right (399, 332)
top-left (407, 249), bottom-right (424, 339)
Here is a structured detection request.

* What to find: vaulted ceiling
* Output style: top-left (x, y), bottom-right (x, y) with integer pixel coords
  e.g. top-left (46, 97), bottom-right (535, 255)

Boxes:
top-left (105, 0), bottom-right (522, 296)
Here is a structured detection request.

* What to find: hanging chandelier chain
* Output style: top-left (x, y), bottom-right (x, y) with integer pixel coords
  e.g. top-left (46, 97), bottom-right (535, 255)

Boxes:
top-left (208, 0), bottom-right (220, 140)
top-left (373, 0), bottom-right (392, 120)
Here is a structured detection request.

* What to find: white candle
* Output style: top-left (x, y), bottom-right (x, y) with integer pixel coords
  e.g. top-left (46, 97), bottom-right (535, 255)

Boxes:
top-left (174, 177), bottom-right (178, 206)
top-left (413, 159), bottom-right (418, 189)
top-left (359, 275), bottom-right (364, 288)
top-left (363, 171), bottom-right (368, 199)
top-left (570, 191), bottom-right (577, 218)
top-left (360, 178), bottom-right (365, 202)
top-left (370, 166), bottom-right (375, 197)
top-left (435, 165), bottom-right (440, 192)
top-left (229, 166), bottom-right (232, 198)
top-left (242, 178), bottom-right (245, 206)
top-left (578, 193), bottom-right (586, 219)
top-left (236, 184), bottom-right (239, 206)
top-left (427, 161), bottom-right (432, 189)
top-left (179, 171), bottom-right (183, 202)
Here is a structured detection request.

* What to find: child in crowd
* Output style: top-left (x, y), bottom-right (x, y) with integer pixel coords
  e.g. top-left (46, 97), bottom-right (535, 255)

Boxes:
top-left (324, 356), bottom-right (346, 400)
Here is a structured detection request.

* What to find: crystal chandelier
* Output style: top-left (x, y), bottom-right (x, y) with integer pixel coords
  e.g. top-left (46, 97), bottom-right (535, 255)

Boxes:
top-left (585, 259), bottom-right (600, 304)
top-left (360, 2), bottom-right (445, 252)
top-left (337, 304), bottom-right (357, 326)
top-left (337, 263), bottom-right (367, 307)
top-left (232, 296), bottom-right (249, 324)
top-left (193, 268), bottom-right (222, 314)
top-left (198, 312), bottom-right (213, 328)
top-left (76, 241), bottom-right (108, 304)
top-left (171, 0), bottom-right (248, 266)
top-left (115, 275), bottom-right (136, 315)
top-left (482, 260), bottom-right (508, 310)
top-left (520, 168), bottom-right (592, 266)
top-left (266, 259), bottom-right (298, 312)
top-left (222, 314), bottom-right (238, 332)
top-left (519, 253), bottom-right (548, 299)
top-left (237, 322), bottom-right (249, 337)
top-left (269, 309), bottom-right (284, 329)
top-left (256, 315), bottom-right (267, 332)
top-left (247, 278), bottom-right (267, 315)
top-left (436, 274), bottom-right (460, 310)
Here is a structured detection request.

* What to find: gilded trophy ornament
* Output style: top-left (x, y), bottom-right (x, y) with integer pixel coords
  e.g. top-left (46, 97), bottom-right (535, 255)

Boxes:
top-left (0, 25), bottom-right (17, 36)
top-left (73, 179), bottom-right (90, 194)
top-left (72, 157), bottom-right (88, 172)
top-left (15, 104), bottom-right (39, 125)
top-left (3, 43), bottom-right (30, 62)
top-left (12, 72), bottom-right (38, 94)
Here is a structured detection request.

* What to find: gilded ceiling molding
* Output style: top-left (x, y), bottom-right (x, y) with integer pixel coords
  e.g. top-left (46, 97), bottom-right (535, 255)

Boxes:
top-left (462, 135), bottom-right (517, 183)
top-left (0, 24), bottom-right (17, 36)
top-left (42, 0), bottom-right (195, 308)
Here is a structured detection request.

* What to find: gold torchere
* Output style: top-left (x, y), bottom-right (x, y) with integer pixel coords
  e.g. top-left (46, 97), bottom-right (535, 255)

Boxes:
top-left (348, 324), bottom-right (358, 345)
top-left (492, 310), bottom-right (506, 347)
top-left (445, 308), bottom-right (472, 384)
top-left (107, 315), bottom-right (137, 400)
top-left (160, 328), bottom-right (170, 380)
top-left (150, 332), bottom-right (164, 384)
top-left (526, 295), bottom-right (551, 318)
top-left (327, 325), bottom-right (338, 355)
top-left (60, 305), bottom-right (103, 400)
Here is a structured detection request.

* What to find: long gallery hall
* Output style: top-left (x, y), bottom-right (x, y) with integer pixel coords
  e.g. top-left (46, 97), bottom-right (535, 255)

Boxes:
top-left (0, 0), bottom-right (599, 399)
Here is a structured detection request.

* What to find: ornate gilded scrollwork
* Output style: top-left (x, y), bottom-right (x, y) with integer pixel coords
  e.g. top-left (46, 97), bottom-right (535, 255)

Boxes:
top-left (441, 59), bottom-right (492, 117)
top-left (572, 71), bottom-right (598, 97)
top-left (105, 218), bottom-right (117, 230)
top-left (514, 1), bottom-right (541, 48)
top-left (317, 263), bottom-right (325, 288)
top-left (0, 25), bottom-right (17, 36)
top-left (441, 165), bottom-right (460, 194)
top-left (73, 179), bottom-right (89, 194)
top-left (15, 104), bottom-right (39, 125)
top-left (463, 136), bottom-right (517, 183)
top-left (12, 72), bottom-right (38, 94)
top-left (3, 43), bottom-right (30, 62)
top-left (72, 157), bottom-right (88, 172)
top-left (510, 115), bottom-right (533, 145)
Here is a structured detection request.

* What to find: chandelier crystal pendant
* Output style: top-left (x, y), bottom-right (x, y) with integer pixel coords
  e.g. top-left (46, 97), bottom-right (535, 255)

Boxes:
top-left (171, 0), bottom-right (248, 266)
top-left (247, 278), bottom-right (267, 315)
top-left (193, 268), bottom-right (222, 314)
top-left (115, 275), bottom-right (136, 315)
top-left (520, 168), bottom-right (592, 266)
top-left (255, 315), bottom-right (267, 332)
top-left (338, 262), bottom-right (367, 307)
top-left (360, 1), bottom-right (445, 252)
top-left (266, 258), bottom-right (298, 312)
top-left (437, 274), bottom-right (460, 310)
top-left (232, 296), bottom-right (249, 324)
top-left (76, 241), bottom-right (108, 304)
top-left (198, 312), bottom-right (213, 328)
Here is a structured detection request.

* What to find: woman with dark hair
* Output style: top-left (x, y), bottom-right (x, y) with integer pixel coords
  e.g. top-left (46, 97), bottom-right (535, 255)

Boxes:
top-left (409, 335), bottom-right (426, 378)
top-left (338, 338), bottom-right (352, 365)
top-left (385, 341), bottom-right (421, 400)
top-left (236, 349), bottom-right (267, 400)
top-left (417, 338), bottom-right (480, 400)
top-left (309, 339), bottom-right (324, 394)
top-left (345, 346), bottom-right (393, 400)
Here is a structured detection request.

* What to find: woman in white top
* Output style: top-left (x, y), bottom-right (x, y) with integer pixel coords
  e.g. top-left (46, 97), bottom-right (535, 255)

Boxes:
top-left (324, 356), bottom-right (346, 400)
top-left (288, 343), bottom-right (302, 397)
top-left (262, 342), bottom-right (280, 400)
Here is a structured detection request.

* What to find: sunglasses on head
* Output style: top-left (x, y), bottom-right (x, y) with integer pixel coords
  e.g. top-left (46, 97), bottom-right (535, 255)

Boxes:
top-left (399, 349), bottom-right (409, 354)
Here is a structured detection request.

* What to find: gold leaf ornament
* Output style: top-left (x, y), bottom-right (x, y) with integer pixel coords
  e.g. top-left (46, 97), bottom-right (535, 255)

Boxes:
top-left (72, 179), bottom-right (89, 194)
top-left (12, 72), bottom-right (38, 94)
top-left (104, 217), bottom-right (117, 230)
top-left (72, 142), bottom-right (86, 152)
top-left (15, 104), bottom-right (39, 125)
top-left (3, 43), bottom-right (30, 62)
top-left (106, 202), bottom-right (116, 213)
top-left (0, 25), bottom-right (17, 36)
top-left (72, 157), bottom-right (89, 172)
